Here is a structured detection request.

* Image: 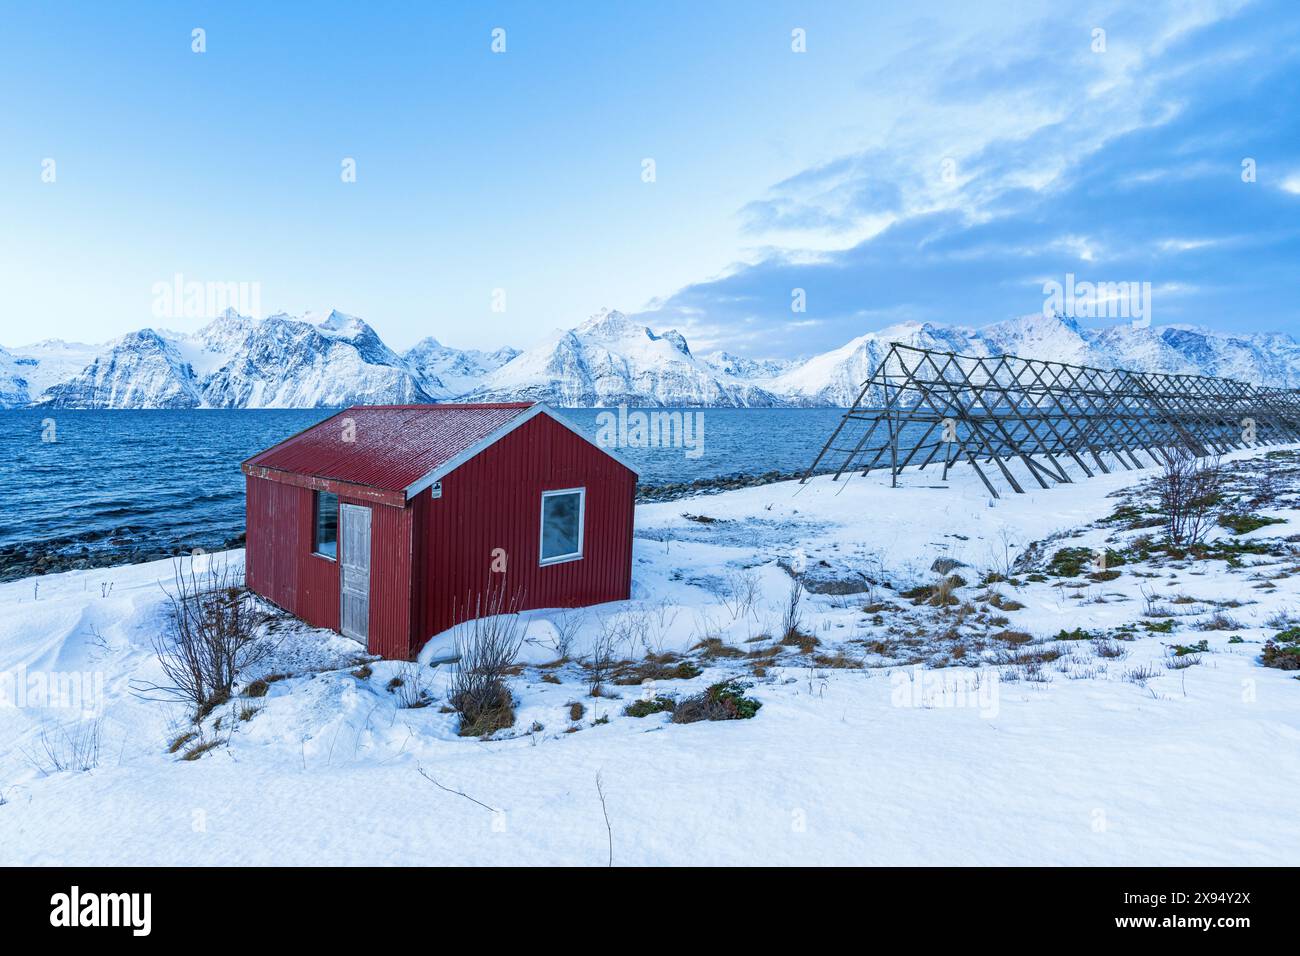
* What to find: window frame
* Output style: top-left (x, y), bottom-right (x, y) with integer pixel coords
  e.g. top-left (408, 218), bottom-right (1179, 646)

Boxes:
top-left (313, 490), bottom-right (339, 561)
top-left (538, 487), bottom-right (586, 566)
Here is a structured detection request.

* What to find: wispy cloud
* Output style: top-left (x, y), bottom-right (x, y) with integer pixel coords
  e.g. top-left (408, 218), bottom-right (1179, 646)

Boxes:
top-left (643, 0), bottom-right (1300, 357)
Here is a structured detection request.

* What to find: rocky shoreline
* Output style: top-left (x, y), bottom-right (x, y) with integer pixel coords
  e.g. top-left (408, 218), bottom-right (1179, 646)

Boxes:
top-left (0, 529), bottom-right (248, 583)
top-left (0, 470), bottom-right (820, 583)
top-left (634, 469), bottom-right (815, 503)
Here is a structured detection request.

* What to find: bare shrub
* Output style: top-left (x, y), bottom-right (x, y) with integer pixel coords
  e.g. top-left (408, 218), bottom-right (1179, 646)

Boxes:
top-left (27, 718), bottom-right (103, 774)
top-left (1201, 611), bottom-right (1242, 631)
top-left (1092, 638), bottom-right (1128, 660)
top-left (390, 661), bottom-right (432, 709)
top-left (781, 579), bottom-right (805, 641)
top-left (534, 606), bottom-right (585, 661)
top-left (715, 568), bottom-right (762, 621)
top-left (985, 527), bottom-right (1021, 581)
top-left (139, 554), bottom-right (273, 720)
top-left (1122, 663), bottom-right (1161, 684)
top-left (448, 587), bottom-right (526, 737)
top-left (1156, 450), bottom-right (1222, 547)
top-left (1248, 471), bottom-right (1279, 508)
top-left (586, 619), bottom-right (622, 697)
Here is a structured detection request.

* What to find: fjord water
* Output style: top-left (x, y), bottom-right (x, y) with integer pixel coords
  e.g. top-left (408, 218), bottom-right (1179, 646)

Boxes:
top-left (0, 408), bottom-right (847, 571)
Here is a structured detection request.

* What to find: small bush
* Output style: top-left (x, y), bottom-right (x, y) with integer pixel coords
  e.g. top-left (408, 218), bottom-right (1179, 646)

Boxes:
top-left (1093, 639), bottom-right (1127, 659)
top-left (1171, 640), bottom-right (1210, 657)
top-left (568, 701), bottom-right (585, 721)
top-left (1049, 547), bottom-right (1125, 578)
top-left (612, 657), bottom-right (701, 684)
top-left (453, 681), bottom-right (514, 737)
top-left (671, 680), bottom-right (762, 724)
top-left (1202, 612), bottom-right (1242, 631)
top-left (167, 730), bottom-right (199, 754)
top-left (181, 738), bottom-right (222, 761)
top-left (448, 585), bottom-right (526, 736)
top-left (1047, 547), bottom-right (1094, 577)
top-left (1261, 627), bottom-right (1300, 671)
top-left (986, 591), bottom-right (1026, 612)
top-left (993, 630), bottom-right (1033, 645)
top-left (779, 630), bottom-right (819, 653)
top-left (693, 637), bottom-right (744, 659)
top-left (1054, 627), bottom-right (1095, 641)
top-left (625, 696), bottom-right (676, 718)
top-left (1218, 512), bottom-right (1284, 536)
top-left (812, 649), bottom-right (862, 669)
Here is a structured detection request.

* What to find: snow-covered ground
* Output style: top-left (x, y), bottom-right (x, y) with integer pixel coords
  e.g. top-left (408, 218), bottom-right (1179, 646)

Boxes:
top-left (2, 447), bottom-right (1299, 865)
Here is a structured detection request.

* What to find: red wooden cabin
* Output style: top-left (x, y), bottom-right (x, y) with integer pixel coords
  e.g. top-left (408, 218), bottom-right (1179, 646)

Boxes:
top-left (242, 402), bottom-right (638, 659)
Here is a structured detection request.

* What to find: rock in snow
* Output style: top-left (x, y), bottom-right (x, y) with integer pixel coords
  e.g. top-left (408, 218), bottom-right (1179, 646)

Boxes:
top-left (6, 308), bottom-right (1300, 409)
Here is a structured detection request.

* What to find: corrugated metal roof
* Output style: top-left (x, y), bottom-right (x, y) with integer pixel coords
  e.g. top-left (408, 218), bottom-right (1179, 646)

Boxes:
top-left (244, 403), bottom-right (537, 493)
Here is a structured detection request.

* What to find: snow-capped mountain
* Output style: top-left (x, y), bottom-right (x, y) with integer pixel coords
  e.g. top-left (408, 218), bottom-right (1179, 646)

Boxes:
top-left (402, 338), bottom-right (520, 398)
top-left (464, 309), bottom-right (782, 407)
top-left (766, 314), bottom-right (1300, 406)
top-left (200, 311), bottom-right (434, 408)
top-left (767, 321), bottom-right (982, 407)
top-left (702, 351), bottom-right (794, 380)
top-left (0, 338), bottom-right (102, 406)
top-left (5, 308), bottom-right (1299, 409)
top-left (30, 309), bottom-right (440, 410)
top-left (39, 329), bottom-right (204, 409)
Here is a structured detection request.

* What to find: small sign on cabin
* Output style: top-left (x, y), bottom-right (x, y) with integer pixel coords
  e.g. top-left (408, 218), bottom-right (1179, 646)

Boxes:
top-left (430, 481), bottom-right (442, 499)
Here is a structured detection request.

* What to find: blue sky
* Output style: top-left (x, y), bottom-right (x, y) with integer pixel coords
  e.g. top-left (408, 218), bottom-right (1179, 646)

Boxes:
top-left (1, 0), bottom-right (1296, 357)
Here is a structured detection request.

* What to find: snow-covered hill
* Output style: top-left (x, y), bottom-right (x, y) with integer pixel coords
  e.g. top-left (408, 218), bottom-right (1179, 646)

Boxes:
top-left (5, 308), bottom-right (1299, 409)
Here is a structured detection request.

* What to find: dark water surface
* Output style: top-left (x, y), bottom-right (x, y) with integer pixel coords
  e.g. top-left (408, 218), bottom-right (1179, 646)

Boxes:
top-left (0, 408), bottom-right (847, 573)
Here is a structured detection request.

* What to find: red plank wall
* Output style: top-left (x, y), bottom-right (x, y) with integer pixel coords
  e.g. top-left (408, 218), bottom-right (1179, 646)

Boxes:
top-left (408, 414), bottom-right (636, 654)
top-left (245, 475), bottom-right (415, 658)
top-left (245, 475), bottom-right (339, 631)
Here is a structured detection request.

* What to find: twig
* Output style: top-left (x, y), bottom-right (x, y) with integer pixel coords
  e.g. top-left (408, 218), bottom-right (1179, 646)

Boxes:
top-left (417, 767), bottom-right (499, 813)
top-left (596, 771), bottom-right (612, 867)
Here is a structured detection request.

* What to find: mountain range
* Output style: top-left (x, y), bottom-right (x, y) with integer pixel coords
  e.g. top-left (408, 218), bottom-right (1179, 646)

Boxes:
top-left (2, 308), bottom-right (1297, 409)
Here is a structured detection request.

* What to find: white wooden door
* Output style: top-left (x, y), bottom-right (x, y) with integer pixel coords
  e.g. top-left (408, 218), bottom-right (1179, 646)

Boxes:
top-left (339, 503), bottom-right (371, 643)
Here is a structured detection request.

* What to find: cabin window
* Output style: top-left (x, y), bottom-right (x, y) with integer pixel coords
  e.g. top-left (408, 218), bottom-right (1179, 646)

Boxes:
top-left (540, 488), bottom-right (584, 564)
top-left (314, 491), bottom-right (338, 560)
